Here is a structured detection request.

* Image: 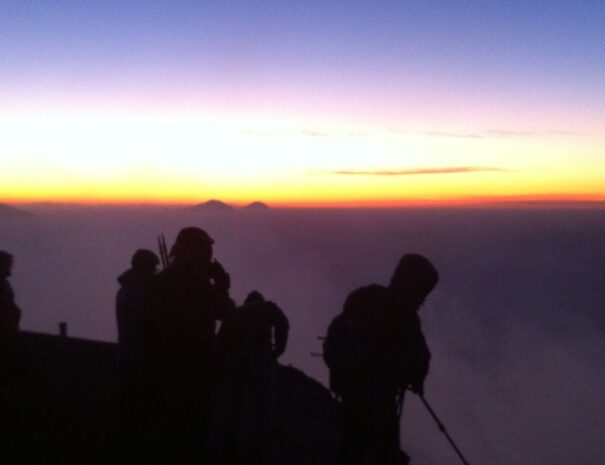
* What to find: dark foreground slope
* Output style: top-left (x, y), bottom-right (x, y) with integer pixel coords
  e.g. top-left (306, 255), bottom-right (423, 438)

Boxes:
top-left (3, 332), bottom-right (339, 465)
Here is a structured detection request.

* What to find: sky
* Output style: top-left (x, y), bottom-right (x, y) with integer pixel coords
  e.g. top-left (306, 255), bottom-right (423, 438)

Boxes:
top-left (1, 0), bottom-right (604, 206)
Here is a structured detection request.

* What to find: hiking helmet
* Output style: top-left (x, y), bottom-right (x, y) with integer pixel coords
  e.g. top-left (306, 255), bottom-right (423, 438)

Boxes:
top-left (390, 254), bottom-right (439, 306)
top-left (170, 226), bottom-right (214, 264)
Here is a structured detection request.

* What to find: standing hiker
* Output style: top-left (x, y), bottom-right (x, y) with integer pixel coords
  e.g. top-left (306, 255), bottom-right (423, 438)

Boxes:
top-left (116, 249), bottom-right (159, 368)
top-left (323, 254), bottom-right (438, 465)
top-left (0, 251), bottom-right (24, 462)
top-left (0, 251), bottom-right (20, 341)
top-left (115, 248), bottom-right (159, 459)
top-left (216, 290), bottom-right (289, 464)
top-left (140, 227), bottom-right (234, 463)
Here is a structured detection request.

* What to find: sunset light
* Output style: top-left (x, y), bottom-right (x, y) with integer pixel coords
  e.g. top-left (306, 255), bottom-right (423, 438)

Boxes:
top-left (2, 109), bottom-right (603, 206)
top-left (2, 4), bottom-right (605, 465)
top-left (1, 1), bottom-right (604, 207)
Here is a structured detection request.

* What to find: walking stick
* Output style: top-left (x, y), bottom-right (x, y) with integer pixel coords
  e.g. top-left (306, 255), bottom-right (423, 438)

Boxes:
top-left (157, 234), bottom-right (169, 270)
top-left (418, 394), bottom-right (472, 465)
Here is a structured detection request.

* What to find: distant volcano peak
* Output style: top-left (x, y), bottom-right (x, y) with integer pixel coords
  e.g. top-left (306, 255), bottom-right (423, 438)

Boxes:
top-left (244, 201), bottom-right (270, 210)
top-left (191, 199), bottom-right (234, 211)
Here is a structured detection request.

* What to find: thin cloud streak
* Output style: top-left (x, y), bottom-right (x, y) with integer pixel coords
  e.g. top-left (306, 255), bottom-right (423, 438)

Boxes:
top-left (485, 129), bottom-right (579, 137)
top-left (325, 166), bottom-right (512, 176)
top-left (391, 129), bottom-right (580, 139)
top-left (246, 127), bottom-right (578, 140)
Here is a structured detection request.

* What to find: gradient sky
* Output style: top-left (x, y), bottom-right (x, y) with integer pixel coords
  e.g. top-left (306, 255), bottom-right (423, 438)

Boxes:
top-left (1, 0), bottom-right (604, 206)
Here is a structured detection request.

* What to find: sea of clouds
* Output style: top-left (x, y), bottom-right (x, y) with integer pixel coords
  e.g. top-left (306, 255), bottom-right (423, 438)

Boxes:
top-left (1, 205), bottom-right (604, 465)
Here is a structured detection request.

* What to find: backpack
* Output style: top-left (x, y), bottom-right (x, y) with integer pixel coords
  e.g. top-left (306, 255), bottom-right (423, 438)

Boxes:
top-left (323, 313), bottom-right (374, 396)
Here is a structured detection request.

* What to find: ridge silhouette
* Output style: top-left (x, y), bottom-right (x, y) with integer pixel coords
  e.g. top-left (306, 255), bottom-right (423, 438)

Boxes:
top-left (2, 331), bottom-right (340, 465)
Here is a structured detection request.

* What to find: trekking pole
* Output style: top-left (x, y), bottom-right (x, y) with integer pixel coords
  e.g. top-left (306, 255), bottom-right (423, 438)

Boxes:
top-left (160, 234), bottom-right (169, 268)
top-left (157, 235), bottom-right (165, 270)
top-left (157, 234), bottom-right (169, 270)
top-left (418, 394), bottom-right (472, 465)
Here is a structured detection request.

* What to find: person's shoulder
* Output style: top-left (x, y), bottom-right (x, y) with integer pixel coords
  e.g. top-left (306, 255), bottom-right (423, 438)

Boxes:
top-left (147, 269), bottom-right (178, 296)
top-left (348, 283), bottom-right (387, 297)
top-left (327, 312), bottom-right (349, 332)
top-left (117, 268), bottom-right (137, 286)
top-left (262, 300), bottom-right (286, 319)
top-left (154, 267), bottom-right (179, 284)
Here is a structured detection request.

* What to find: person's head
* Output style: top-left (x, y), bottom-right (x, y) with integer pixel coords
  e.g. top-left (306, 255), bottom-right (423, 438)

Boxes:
top-left (0, 251), bottom-right (14, 278)
top-left (389, 254), bottom-right (439, 311)
top-left (244, 290), bottom-right (265, 305)
top-left (131, 249), bottom-right (159, 275)
top-left (170, 226), bottom-right (214, 268)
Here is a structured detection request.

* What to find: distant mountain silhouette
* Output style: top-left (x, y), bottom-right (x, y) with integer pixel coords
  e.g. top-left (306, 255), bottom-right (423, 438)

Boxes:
top-left (190, 199), bottom-right (234, 212)
top-left (244, 201), bottom-right (270, 210)
top-left (0, 203), bottom-right (31, 217)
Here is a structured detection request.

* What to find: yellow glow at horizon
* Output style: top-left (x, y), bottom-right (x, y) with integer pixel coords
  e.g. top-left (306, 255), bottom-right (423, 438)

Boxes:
top-left (1, 110), bottom-right (603, 205)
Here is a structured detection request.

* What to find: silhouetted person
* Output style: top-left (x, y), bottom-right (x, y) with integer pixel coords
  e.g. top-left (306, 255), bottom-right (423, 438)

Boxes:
top-left (0, 251), bottom-right (23, 462)
top-left (117, 249), bottom-right (159, 364)
top-left (140, 227), bottom-right (234, 464)
top-left (323, 254), bottom-right (438, 465)
top-left (0, 251), bottom-right (20, 341)
top-left (216, 290), bottom-right (289, 464)
top-left (0, 251), bottom-right (22, 387)
top-left (115, 248), bottom-right (159, 460)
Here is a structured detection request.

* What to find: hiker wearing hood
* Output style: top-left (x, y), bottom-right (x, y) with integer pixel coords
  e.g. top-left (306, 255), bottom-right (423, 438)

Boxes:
top-left (115, 249), bottom-right (159, 459)
top-left (116, 249), bottom-right (159, 365)
top-left (324, 254), bottom-right (439, 465)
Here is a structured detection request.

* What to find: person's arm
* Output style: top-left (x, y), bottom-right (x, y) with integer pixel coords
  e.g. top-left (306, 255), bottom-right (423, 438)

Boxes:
top-left (404, 313), bottom-right (431, 395)
top-left (270, 302), bottom-right (289, 358)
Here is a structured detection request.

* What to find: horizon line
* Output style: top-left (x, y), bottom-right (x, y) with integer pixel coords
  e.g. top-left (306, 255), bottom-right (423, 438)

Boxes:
top-left (5, 196), bottom-right (605, 210)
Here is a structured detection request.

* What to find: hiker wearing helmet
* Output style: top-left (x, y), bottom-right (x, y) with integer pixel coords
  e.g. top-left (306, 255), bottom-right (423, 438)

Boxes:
top-left (323, 254), bottom-right (438, 465)
top-left (140, 227), bottom-right (235, 464)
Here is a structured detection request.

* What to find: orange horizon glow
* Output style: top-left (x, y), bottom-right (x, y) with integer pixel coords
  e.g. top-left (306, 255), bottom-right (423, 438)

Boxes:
top-left (2, 110), bottom-right (604, 208)
top-left (3, 3), bottom-right (605, 216)
top-left (5, 193), bottom-right (605, 210)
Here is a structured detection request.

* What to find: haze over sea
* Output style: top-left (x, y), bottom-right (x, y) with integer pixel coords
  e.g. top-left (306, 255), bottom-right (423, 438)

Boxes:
top-left (1, 205), bottom-right (604, 465)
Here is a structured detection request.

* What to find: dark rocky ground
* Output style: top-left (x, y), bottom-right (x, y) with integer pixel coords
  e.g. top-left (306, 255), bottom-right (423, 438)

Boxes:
top-left (1, 332), bottom-right (340, 465)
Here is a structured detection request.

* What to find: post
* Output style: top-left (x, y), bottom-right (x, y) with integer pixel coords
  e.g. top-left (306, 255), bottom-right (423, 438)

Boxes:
top-left (59, 321), bottom-right (68, 338)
